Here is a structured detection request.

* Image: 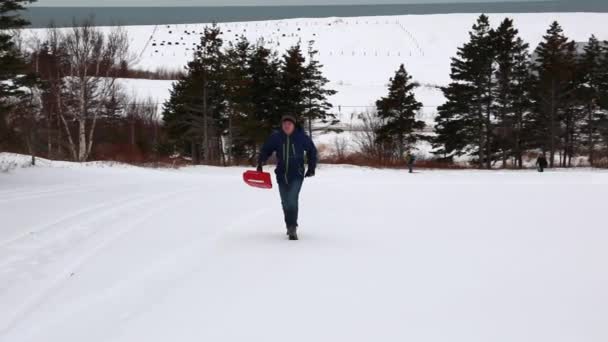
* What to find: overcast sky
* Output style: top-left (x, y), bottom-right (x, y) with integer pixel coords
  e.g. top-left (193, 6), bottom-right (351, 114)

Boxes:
top-left (32, 0), bottom-right (539, 7)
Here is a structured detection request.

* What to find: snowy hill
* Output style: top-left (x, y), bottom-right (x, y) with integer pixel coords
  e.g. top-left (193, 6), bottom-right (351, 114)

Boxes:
top-left (21, 12), bottom-right (608, 154)
top-left (54, 13), bottom-right (607, 122)
top-left (1, 154), bottom-right (608, 341)
top-left (25, 13), bottom-right (608, 123)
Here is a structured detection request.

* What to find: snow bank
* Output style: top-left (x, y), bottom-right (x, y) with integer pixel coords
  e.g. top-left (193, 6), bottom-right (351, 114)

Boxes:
top-left (0, 153), bottom-right (144, 173)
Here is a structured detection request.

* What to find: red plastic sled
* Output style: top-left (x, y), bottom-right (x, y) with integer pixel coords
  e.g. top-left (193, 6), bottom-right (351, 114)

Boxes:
top-left (243, 170), bottom-right (273, 189)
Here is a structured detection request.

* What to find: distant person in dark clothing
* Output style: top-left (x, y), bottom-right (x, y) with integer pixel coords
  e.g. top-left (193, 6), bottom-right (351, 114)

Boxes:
top-left (257, 115), bottom-right (317, 240)
top-left (407, 153), bottom-right (416, 173)
top-left (536, 154), bottom-right (548, 172)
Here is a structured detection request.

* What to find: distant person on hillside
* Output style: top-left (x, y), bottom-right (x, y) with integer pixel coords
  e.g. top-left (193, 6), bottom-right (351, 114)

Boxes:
top-left (406, 153), bottom-right (416, 173)
top-left (257, 115), bottom-right (317, 241)
top-left (536, 154), bottom-right (548, 172)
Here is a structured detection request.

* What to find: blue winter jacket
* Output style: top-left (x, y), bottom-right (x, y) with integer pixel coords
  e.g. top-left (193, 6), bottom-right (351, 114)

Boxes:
top-left (258, 128), bottom-right (317, 185)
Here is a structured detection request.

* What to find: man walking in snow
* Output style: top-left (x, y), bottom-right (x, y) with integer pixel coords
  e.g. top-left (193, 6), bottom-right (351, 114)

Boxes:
top-left (536, 154), bottom-right (548, 172)
top-left (257, 115), bottom-right (317, 240)
top-left (406, 153), bottom-right (416, 173)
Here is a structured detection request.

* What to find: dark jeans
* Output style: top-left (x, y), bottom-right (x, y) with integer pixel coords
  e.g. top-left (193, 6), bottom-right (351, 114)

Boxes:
top-left (278, 178), bottom-right (303, 228)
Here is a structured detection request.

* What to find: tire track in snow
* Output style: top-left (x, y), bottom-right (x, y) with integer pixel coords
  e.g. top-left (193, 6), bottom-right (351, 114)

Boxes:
top-left (0, 186), bottom-right (203, 338)
top-left (0, 186), bottom-right (167, 249)
top-left (0, 185), bottom-right (107, 203)
top-left (0, 183), bottom-right (101, 202)
top-left (0, 185), bottom-right (199, 267)
top-left (1, 204), bottom-right (271, 342)
top-left (53, 206), bottom-right (272, 342)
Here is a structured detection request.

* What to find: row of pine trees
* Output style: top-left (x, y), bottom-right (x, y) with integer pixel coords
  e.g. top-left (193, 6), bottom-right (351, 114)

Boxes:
top-left (164, 14), bottom-right (608, 169)
top-left (162, 25), bottom-right (338, 165)
top-left (3, 1), bottom-right (608, 168)
top-left (433, 15), bottom-right (608, 168)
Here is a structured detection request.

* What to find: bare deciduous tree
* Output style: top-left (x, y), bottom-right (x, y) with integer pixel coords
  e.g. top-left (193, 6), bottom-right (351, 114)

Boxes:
top-left (51, 21), bottom-right (132, 161)
top-left (332, 135), bottom-right (349, 160)
top-left (125, 96), bottom-right (160, 150)
top-left (353, 109), bottom-right (390, 163)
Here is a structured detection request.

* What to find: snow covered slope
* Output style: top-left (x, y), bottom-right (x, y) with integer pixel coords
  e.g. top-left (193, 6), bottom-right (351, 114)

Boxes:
top-left (25, 12), bottom-right (608, 122)
top-left (95, 12), bottom-right (608, 154)
top-left (128, 13), bottom-right (608, 87)
top-left (1, 155), bottom-right (607, 342)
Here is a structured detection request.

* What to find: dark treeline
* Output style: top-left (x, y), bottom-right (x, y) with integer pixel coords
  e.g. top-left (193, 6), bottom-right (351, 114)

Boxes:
top-left (162, 25), bottom-right (339, 165)
top-left (3, 2), bottom-right (608, 168)
top-left (433, 14), bottom-right (608, 168)
top-left (0, 1), bottom-right (339, 165)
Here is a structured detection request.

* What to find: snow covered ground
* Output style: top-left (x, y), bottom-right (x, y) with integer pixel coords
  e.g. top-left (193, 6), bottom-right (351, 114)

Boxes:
top-left (1, 153), bottom-right (607, 342)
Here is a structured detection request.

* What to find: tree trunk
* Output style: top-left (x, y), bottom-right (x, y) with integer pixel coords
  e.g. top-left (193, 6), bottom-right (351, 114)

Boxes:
top-left (191, 140), bottom-right (199, 165)
top-left (398, 135), bottom-right (404, 163)
top-left (46, 107), bottom-right (53, 159)
top-left (549, 81), bottom-right (556, 168)
top-left (569, 129), bottom-right (575, 167)
top-left (477, 91), bottom-right (485, 169)
top-left (308, 98), bottom-right (313, 137)
top-left (515, 110), bottom-right (522, 169)
top-left (308, 117), bottom-right (313, 138)
top-left (85, 111), bottom-right (100, 161)
top-left (26, 135), bottom-right (36, 166)
top-left (78, 119), bottom-right (87, 162)
top-left (130, 119), bottom-right (136, 146)
top-left (228, 111), bottom-right (234, 165)
top-left (218, 136), bottom-right (226, 166)
top-left (588, 103), bottom-right (594, 166)
top-left (202, 79), bottom-right (209, 165)
top-left (59, 113), bottom-right (77, 161)
top-left (486, 77), bottom-right (493, 170)
top-left (153, 122), bottom-right (159, 160)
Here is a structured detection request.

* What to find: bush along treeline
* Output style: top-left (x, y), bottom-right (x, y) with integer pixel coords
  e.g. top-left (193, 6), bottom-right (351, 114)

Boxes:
top-left (433, 15), bottom-right (608, 168)
top-left (162, 25), bottom-right (339, 165)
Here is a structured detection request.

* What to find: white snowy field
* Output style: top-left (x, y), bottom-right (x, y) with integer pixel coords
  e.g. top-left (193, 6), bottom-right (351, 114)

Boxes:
top-left (1, 153), bottom-right (607, 342)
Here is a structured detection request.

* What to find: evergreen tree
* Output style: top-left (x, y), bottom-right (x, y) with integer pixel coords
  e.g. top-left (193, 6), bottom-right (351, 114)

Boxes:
top-left (247, 41), bottom-right (281, 151)
top-left (0, 0), bottom-right (35, 142)
top-left (163, 24), bottom-right (227, 164)
top-left (103, 89), bottom-right (125, 124)
top-left (224, 36), bottom-right (254, 162)
top-left (11, 72), bottom-right (44, 165)
top-left (578, 35), bottom-right (608, 165)
top-left (278, 43), bottom-right (307, 120)
top-left (302, 41), bottom-right (338, 136)
top-left (493, 18), bottom-right (532, 168)
top-left (433, 82), bottom-right (473, 160)
top-left (433, 14), bottom-right (496, 168)
top-left (375, 64), bottom-right (425, 161)
top-left (163, 76), bottom-right (191, 154)
top-left (598, 40), bottom-right (608, 154)
top-left (530, 21), bottom-right (577, 167)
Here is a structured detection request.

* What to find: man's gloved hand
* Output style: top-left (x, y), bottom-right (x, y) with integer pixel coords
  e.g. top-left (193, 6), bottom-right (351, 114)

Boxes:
top-left (256, 164), bottom-right (263, 173)
top-left (305, 168), bottom-right (315, 178)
